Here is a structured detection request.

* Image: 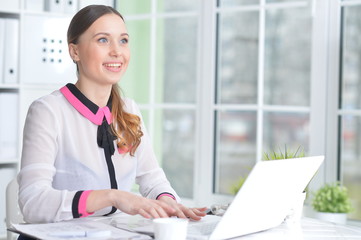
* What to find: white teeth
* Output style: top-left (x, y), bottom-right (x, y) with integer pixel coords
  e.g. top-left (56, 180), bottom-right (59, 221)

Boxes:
top-left (104, 63), bottom-right (121, 67)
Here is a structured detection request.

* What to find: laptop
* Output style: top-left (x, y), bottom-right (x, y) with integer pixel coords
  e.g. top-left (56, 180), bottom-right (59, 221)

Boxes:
top-left (110, 156), bottom-right (324, 240)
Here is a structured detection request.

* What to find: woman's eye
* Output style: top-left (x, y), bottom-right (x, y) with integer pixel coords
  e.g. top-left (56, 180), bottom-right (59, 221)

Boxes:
top-left (98, 38), bottom-right (108, 43)
top-left (120, 38), bottom-right (128, 44)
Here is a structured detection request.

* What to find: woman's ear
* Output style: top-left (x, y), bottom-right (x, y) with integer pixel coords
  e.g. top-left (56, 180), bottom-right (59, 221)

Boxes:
top-left (68, 43), bottom-right (80, 62)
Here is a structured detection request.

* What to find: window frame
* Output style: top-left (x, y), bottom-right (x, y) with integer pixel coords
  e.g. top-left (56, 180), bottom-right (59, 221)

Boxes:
top-left (116, 1), bottom-right (361, 222)
top-left (196, 0), bottom-right (323, 206)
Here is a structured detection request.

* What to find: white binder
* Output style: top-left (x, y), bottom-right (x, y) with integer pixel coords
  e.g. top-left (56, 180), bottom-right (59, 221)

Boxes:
top-left (22, 15), bottom-right (75, 84)
top-left (0, 92), bottom-right (18, 160)
top-left (3, 18), bottom-right (19, 84)
top-left (64, 0), bottom-right (78, 13)
top-left (0, 19), bottom-right (5, 84)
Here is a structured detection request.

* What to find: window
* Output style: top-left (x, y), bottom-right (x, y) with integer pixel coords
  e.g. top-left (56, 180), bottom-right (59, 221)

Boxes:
top-left (117, 0), bottom-right (361, 222)
top-left (116, 0), bottom-right (199, 198)
top-left (338, 0), bottom-right (361, 221)
top-left (213, 0), bottom-right (312, 195)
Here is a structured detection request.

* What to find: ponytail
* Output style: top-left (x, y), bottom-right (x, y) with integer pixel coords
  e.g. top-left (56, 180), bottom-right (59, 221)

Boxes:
top-left (110, 84), bottom-right (143, 156)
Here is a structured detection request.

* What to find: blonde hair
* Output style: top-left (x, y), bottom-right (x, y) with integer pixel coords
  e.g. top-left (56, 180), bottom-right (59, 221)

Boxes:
top-left (110, 85), bottom-right (143, 156)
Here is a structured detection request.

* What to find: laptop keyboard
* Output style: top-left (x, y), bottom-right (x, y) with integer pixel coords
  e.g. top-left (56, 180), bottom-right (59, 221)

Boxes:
top-left (188, 220), bottom-right (219, 235)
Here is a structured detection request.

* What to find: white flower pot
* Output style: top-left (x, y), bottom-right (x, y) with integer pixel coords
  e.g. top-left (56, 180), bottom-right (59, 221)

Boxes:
top-left (315, 212), bottom-right (347, 225)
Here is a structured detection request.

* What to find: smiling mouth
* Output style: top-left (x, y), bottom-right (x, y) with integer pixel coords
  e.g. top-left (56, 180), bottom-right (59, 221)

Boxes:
top-left (103, 63), bottom-right (122, 68)
top-left (103, 63), bottom-right (123, 72)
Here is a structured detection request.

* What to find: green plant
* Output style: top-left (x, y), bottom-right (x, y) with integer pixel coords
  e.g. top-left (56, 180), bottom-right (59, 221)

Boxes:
top-left (230, 145), bottom-right (305, 195)
top-left (312, 182), bottom-right (352, 213)
top-left (263, 145), bottom-right (305, 160)
top-left (230, 175), bottom-right (247, 195)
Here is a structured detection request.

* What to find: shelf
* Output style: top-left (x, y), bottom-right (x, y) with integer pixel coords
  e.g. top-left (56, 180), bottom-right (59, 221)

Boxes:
top-left (0, 159), bottom-right (18, 165)
top-left (0, 84), bottom-right (20, 90)
top-left (0, 9), bottom-right (20, 16)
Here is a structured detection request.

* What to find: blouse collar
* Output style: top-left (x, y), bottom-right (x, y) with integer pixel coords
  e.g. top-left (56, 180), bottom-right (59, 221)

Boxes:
top-left (60, 83), bottom-right (112, 125)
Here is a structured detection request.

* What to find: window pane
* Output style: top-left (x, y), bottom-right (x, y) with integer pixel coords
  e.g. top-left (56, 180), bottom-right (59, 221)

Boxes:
top-left (116, 0), bottom-right (151, 15)
top-left (341, 6), bottom-right (361, 109)
top-left (263, 112), bottom-right (309, 154)
top-left (154, 109), bottom-right (195, 198)
top-left (155, 17), bottom-right (198, 103)
top-left (264, 7), bottom-right (311, 106)
top-left (218, 0), bottom-right (260, 6)
top-left (214, 111), bottom-right (257, 194)
top-left (340, 116), bottom-right (361, 220)
top-left (120, 20), bottom-right (150, 104)
top-left (217, 12), bottom-right (259, 104)
top-left (157, 0), bottom-right (199, 12)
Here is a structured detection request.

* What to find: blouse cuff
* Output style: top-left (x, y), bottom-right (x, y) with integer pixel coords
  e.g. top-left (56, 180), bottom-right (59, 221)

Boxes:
top-left (72, 190), bottom-right (94, 218)
top-left (156, 192), bottom-right (176, 201)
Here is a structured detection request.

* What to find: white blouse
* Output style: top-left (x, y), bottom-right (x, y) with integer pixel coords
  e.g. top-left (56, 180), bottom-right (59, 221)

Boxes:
top-left (17, 84), bottom-right (179, 223)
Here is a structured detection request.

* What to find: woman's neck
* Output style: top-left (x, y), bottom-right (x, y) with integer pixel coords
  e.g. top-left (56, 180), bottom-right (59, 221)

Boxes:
top-left (75, 80), bottom-right (112, 107)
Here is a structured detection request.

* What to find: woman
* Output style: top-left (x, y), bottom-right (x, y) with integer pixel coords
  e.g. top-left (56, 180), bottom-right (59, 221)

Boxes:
top-left (18, 4), bottom-right (206, 225)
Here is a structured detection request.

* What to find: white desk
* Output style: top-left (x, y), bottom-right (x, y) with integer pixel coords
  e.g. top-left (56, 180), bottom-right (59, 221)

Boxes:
top-left (233, 218), bottom-right (361, 240)
top-left (10, 217), bottom-right (361, 240)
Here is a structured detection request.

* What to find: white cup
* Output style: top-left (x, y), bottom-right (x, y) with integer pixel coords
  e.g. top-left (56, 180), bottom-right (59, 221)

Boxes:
top-left (153, 218), bottom-right (188, 240)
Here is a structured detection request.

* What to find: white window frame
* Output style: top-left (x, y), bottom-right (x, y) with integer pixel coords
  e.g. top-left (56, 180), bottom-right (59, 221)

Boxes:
top-left (117, 1), bottom-right (359, 214)
top-left (195, 0), bottom-right (327, 207)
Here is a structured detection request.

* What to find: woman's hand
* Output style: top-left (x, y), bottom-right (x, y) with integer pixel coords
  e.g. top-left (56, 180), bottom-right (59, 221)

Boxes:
top-left (111, 191), bottom-right (178, 219)
top-left (157, 196), bottom-right (207, 221)
top-left (87, 190), bottom-right (176, 219)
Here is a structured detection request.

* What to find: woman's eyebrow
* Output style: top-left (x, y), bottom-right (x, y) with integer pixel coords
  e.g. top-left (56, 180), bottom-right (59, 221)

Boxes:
top-left (93, 32), bottom-right (129, 38)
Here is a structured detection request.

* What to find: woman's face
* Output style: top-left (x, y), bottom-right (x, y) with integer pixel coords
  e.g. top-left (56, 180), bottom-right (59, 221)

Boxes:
top-left (69, 13), bottom-right (130, 86)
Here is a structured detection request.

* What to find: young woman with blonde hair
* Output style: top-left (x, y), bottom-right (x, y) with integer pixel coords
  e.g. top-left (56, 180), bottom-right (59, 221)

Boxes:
top-left (17, 5), bottom-right (206, 231)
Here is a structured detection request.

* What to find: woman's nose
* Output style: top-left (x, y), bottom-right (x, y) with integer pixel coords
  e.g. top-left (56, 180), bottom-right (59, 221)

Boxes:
top-left (109, 43), bottom-right (122, 57)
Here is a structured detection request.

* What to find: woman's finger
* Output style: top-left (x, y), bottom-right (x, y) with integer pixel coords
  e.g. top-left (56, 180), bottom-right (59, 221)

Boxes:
top-left (185, 208), bottom-right (202, 220)
top-left (192, 207), bottom-right (207, 216)
top-left (138, 208), bottom-right (152, 219)
top-left (173, 205), bottom-right (188, 219)
top-left (148, 207), bottom-right (161, 219)
top-left (155, 200), bottom-right (176, 215)
top-left (153, 204), bottom-right (170, 218)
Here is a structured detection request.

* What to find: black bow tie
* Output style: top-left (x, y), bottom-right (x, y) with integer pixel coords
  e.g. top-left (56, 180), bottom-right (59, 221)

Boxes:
top-left (97, 118), bottom-right (117, 156)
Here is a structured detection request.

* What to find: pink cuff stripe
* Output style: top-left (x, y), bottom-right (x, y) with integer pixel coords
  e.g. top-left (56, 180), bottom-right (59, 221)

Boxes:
top-left (156, 193), bottom-right (176, 201)
top-left (78, 190), bottom-right (94, 218)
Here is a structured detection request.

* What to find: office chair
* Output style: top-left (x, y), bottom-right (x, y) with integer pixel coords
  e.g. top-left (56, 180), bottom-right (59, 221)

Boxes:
top-left (6, 178), bottom-right (23, 240)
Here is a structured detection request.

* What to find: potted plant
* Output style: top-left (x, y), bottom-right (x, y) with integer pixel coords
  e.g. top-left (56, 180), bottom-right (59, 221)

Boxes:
top-left (230, 145), bottom-right (306, 194)
top-left (312, 182), bottom-right (352, 224)
top-left (230, 174), bottom-right (247, 195)
top-left (263, 145), bottom-right (305, 161)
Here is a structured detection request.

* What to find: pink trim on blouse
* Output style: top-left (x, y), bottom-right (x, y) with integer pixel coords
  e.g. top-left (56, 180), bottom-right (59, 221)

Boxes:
top-left (78, 190), bottom-right (94, 218)
top-left (60, 86), bottom-right (112, 125)
top-left (157, 193), bottom-right (176, 201)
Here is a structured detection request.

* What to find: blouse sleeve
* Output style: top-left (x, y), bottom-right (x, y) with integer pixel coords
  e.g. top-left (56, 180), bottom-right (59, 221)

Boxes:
top-left (125, 99), bottom-right (181, 202)
top-left (17, 98), bottom-right (77, 223)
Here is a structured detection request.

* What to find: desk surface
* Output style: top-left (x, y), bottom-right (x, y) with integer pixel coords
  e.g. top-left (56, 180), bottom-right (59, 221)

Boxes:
top-left (10, 216), bottom-right (361, 240)
top-left (234, 218), bottom-right (361, 240)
